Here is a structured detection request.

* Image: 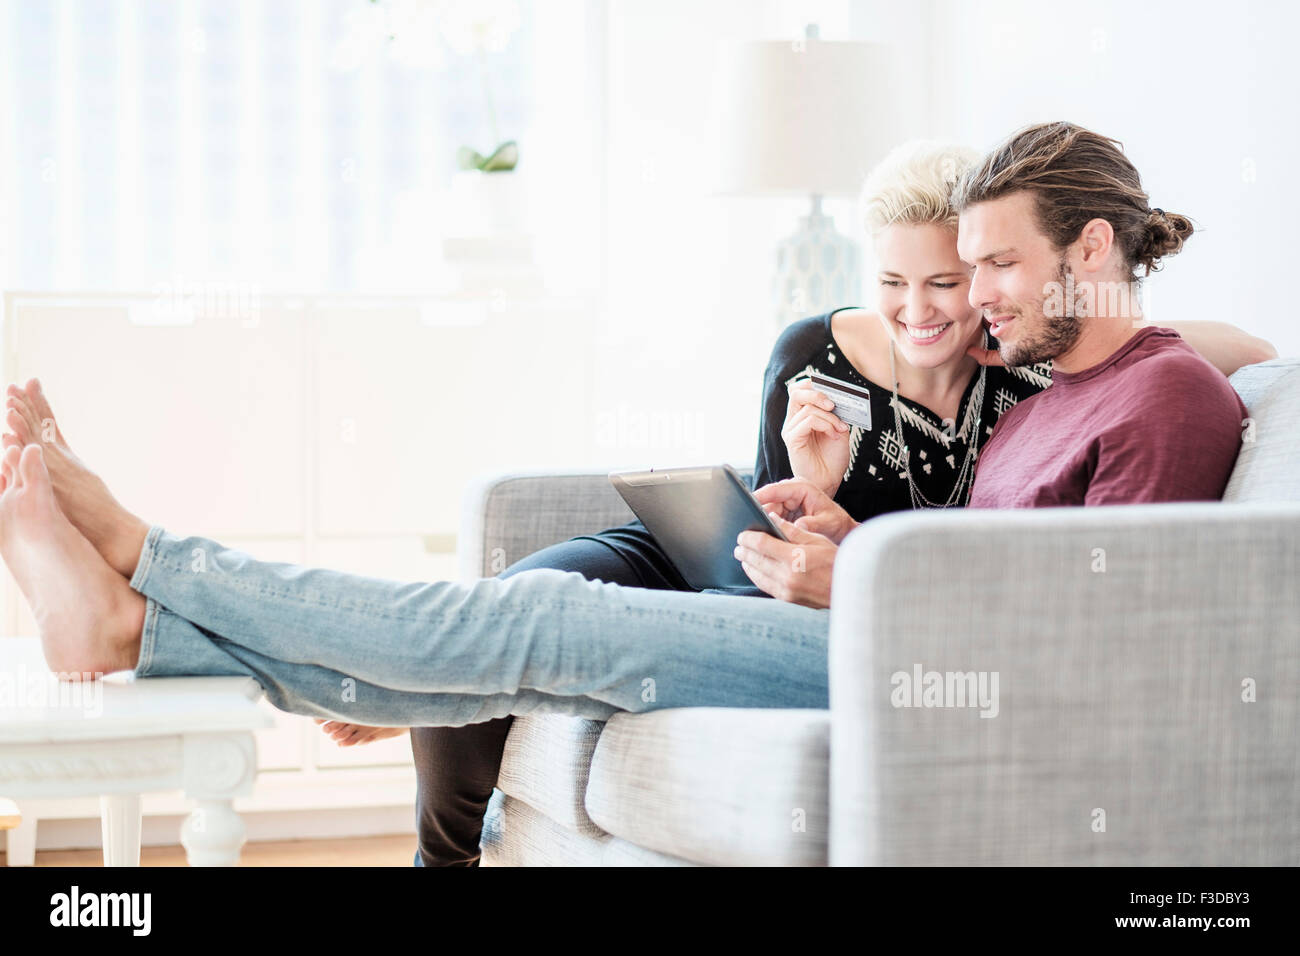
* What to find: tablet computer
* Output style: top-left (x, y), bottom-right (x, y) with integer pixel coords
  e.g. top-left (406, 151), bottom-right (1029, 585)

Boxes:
top-left (608, 463), bottom-right (789, 591)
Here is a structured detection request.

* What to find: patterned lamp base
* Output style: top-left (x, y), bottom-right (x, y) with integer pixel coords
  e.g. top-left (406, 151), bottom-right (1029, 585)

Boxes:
top-left (772, 195), bottom-right (862, 331)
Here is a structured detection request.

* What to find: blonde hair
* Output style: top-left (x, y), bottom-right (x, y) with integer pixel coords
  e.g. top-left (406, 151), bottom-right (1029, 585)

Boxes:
top-left (859, 140), bottom-right (981, 236)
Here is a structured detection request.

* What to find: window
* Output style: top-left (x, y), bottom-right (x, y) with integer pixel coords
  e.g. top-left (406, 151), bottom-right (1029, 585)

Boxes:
top-left (0, 0), bottom-right (599, 294)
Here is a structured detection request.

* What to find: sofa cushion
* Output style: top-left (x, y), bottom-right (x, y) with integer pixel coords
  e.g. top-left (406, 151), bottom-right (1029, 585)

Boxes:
top-left (1225, 358), bottom-right (1300, 503)
top-left (496, 714), bottom-right (606, 833)
top-left (584, 707), bottom-right (829, 866)
top-left (481, 789), bottom-right (694, 866)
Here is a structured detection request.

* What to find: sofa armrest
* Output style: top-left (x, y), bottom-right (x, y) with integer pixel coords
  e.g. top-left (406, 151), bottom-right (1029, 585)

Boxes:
top-left (458, 467), bottom-right (756, 580)
top-left (457, 470), bottom-right (637, 580)
top-left (828, 501), bottom-right (1300, 866)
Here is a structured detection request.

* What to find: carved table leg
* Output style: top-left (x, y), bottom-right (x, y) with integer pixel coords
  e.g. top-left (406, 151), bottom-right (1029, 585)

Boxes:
top-left (181, 733), bottom-right (257, 866)
top-left (181, 799), bottom-right (245, 866)
top-left (101, 793), bottom-right (143, 866)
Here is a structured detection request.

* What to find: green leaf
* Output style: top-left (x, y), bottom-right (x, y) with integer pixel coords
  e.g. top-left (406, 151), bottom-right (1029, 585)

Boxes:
top-left (480, 140), bottom-right (518, 171)
top-left (457, 146), bottom-right (487, 170)
top-left (456, 141), bottom-right (519, 172)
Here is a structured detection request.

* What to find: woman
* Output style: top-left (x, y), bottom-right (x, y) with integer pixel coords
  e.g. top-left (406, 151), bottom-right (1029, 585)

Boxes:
top-left (306, 141), bottom-right (1276, 867)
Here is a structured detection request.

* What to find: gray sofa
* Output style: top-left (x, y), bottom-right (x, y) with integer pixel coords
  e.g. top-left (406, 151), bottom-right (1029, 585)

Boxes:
top-left (461, 358), bottom-right (1300, 866)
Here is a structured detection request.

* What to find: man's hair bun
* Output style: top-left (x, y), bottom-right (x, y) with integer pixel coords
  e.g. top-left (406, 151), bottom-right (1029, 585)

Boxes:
top-left (1136, 207), bottom-right (1194, 275)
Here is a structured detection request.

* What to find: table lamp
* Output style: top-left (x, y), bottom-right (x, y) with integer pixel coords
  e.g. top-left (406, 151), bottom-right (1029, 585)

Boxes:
top-left (712, 25), bottom-right (901, 330)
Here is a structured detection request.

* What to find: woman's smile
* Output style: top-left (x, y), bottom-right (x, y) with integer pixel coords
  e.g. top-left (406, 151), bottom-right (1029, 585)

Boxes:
top-left (898, 319), bottom-right (954, 345)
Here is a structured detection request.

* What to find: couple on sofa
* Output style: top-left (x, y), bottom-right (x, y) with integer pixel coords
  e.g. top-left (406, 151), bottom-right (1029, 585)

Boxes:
top-left (0, 120), bottom-right (1276, 866)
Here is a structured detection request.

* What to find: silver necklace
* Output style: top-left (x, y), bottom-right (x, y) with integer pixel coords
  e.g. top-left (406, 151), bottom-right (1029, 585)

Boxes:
top-left (888, 339), bottom-right (985, 509)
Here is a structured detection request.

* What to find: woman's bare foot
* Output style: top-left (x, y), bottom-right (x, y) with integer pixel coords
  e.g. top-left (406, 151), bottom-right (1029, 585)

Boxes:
top-left (313, 719), bottom-right (409, 747)
top-left (0, 444), bottom-right (145, 677)
top-left (5, 379), bottom-right (148, 578)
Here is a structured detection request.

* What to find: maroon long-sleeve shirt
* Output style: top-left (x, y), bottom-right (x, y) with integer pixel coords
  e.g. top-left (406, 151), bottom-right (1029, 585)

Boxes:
top-left (968, 327), bottom-right (1247, 508)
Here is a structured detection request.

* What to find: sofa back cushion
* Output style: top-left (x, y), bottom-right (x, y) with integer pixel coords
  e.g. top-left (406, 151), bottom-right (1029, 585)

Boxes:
top-left (1224, 357), bottom-right (1300, 502)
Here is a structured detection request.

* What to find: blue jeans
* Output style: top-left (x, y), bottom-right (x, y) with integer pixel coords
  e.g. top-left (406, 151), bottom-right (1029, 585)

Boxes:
top-left (129, 527), bottom-right (832, 724)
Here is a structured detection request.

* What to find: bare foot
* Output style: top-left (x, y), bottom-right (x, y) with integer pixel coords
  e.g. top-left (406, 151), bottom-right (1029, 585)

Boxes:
top-left (0, 444), bottom-right (145, 677)
top-left (314, 719), bottom-right (409, 747)
top-left (5, 379), bottom-right (148, 578)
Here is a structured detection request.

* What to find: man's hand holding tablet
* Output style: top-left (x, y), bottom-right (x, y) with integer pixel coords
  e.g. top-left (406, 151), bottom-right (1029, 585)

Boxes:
top-left (733, 478), bottom-right (859, 609)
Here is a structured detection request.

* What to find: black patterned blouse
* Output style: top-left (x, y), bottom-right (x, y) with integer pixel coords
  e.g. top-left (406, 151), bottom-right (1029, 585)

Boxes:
top-left (751, 308), bottom-right (1054, 521)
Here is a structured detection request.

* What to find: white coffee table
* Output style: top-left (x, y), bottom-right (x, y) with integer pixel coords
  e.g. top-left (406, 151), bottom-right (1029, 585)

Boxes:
top-left (0, 636), bottom-right (272, 866)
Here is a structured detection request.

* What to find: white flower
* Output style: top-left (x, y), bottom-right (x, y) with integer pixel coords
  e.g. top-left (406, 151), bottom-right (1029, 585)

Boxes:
top-left (331, 0), bottom-right (521, 71)
top-left (386, 0), bottom-right (449, 70)
top-left (435, 0), bottom-right (522, 55)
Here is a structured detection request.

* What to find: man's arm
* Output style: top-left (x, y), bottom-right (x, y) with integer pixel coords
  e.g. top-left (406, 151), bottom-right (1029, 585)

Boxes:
top-left (971, 320), bottom-right (1277, 377)
top-left (1146, 320), bottom-right (1278, 378)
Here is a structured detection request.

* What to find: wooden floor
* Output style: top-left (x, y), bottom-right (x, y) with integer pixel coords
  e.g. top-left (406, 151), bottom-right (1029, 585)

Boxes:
top-left (0, 833), bottom-right (427, 867)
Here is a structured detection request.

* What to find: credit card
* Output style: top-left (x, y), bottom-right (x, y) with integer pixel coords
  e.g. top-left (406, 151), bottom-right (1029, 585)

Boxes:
top-left (801, 371), bottom-right (873, 430)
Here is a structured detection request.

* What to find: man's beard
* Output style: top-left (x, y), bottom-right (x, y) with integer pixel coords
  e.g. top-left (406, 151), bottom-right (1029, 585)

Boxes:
top-left (998, 256), bottom-right (1084, 367)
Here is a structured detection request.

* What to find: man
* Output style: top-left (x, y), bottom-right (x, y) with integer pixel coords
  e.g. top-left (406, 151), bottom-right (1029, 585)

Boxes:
top-left (0, 122), bottom-right (1252, 728)
top-left (955, 121), bottom-right (1247, 508)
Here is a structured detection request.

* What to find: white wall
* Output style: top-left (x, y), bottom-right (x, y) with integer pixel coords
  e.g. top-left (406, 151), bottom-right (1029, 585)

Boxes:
top-left (593, 0), bottom-right (923, 471)
top-left (927, 0), bottom-right (1300, 356)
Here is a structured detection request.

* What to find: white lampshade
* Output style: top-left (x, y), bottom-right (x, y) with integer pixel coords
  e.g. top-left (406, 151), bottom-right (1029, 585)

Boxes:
top-left (711, 36), bottom-right (900, 198)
